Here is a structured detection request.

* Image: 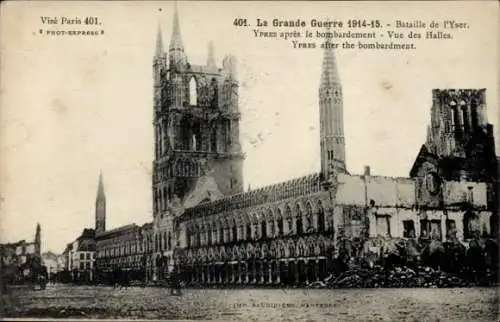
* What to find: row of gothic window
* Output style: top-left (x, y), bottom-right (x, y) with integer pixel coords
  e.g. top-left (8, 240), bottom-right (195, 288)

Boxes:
top-left (97, 242), bottom-right (143, 259)
top-left (447, 101), bottom-right (481, 138)
top-left (188, 77), bottom-right (234, 108)
top-left (97, 231), bottom-right (174, 258)
top-left (155, 119), bottom-right (231, 156)
top-left (187, 211), bottom-right (328, 248)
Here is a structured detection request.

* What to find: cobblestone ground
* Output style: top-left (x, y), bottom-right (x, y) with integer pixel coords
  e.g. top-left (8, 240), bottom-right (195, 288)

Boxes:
top-left (1, 285), bottom-right (498, 321)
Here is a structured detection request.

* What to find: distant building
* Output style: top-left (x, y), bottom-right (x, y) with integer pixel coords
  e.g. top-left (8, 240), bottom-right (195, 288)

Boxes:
top-left (0, 223), bottom-right (41, 267)
top-left (41, 251), bottom-right (64, 278)
top-left (94, 174), bottom-right (153, 283)
top-left (63, 228), bottom-right (96, 283)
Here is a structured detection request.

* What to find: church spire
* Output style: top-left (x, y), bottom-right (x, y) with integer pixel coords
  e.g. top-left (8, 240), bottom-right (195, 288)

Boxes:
top-left (97, 170), bottom-right (105, 200)
top-left (170, 2), bottom-right (183, 50)
top-left (155, 22), bottom-right (164, 57)
top-left (319, 32), bottom-right (346, 177)
top-left (95, 171), bottom-right (106, 233)
top-left (168, 2), bottom-right (186, 69)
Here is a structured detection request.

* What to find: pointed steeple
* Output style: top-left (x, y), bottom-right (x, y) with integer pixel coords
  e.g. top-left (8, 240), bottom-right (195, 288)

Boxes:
top-left (320, 38), bottom-right (341, 88)
top-left (97, 170), bottom-right (105, 200)
top-left (168, 2), bottom-right (187, 70)
top-left (169, 2), bottom-right (184, 53)
top-left (95, 171), bottom-right (106, 233)
top-left (207, 41), bottom-right (216, 68)
top-left (155, 22), bottom-right (164, 57)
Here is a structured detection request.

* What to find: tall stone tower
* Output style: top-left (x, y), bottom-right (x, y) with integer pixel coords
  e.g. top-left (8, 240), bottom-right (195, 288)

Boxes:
top-left (319, 39), bottom-right (347, 178)
top-left (424, 89), bottom-right (496, 182)
top-left (95, 172), bottom-right (106, 233)
top-left (152, 5), bottom-right (244, 218)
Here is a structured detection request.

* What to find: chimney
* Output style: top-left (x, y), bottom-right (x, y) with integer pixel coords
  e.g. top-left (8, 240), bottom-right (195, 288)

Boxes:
top-left (364, 166), bottom-right (371, 176)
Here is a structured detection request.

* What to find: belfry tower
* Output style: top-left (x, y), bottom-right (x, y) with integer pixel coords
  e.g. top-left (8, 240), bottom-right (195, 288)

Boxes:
top-left (319, 39), bottom-right (347, 178)
top-left (423, 89), bottom-right (496, 182)
top-left (152, 5), bottom-right (244, 218)
top-left (95, 172), bottom-right (106, 234)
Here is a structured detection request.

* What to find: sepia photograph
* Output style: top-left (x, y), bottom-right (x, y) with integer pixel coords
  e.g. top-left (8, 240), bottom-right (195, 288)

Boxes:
top-left (0, 1), bottom-right (499, 321)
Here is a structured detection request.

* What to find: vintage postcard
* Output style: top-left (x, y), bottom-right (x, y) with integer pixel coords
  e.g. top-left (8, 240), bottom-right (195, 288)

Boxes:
top-left (0, 1), bottom-right (498, 321)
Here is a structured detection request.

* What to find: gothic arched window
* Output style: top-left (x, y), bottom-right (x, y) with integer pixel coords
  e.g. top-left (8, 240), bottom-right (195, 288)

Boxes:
top-left (180, 117), bottom-right (191, 150)
top-left (193, 121), bottom-right (202, 151)
top-left (305, 202), bottom-right (313, 231)
top-left (210, 78), bottom-right (218, 108)
top-left (295, 204), bottom-right (303, 235)
top-left (261, 219), bottom-right (267, 239)
top-left (189, 77), bottom-right (197, 106)
top-left (211, 123), bottom-right (218, 152)
top-left (285, 206), bottom-right (293, 234)
top-left (317, 202), bottom-right (326, 233)
top-left (276, 209), bottom-right (284, 236)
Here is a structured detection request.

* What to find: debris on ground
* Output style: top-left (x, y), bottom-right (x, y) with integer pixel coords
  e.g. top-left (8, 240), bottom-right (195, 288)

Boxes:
top-left (321, 265), bottom-right (488, 288)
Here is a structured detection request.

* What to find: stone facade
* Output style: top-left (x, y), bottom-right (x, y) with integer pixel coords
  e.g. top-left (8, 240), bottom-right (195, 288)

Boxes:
top-left (95, 223), bottom-right (153, 282)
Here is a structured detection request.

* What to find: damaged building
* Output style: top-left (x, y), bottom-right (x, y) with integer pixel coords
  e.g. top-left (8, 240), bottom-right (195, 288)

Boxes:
top-left (93, 6), bottom-right (498, 285)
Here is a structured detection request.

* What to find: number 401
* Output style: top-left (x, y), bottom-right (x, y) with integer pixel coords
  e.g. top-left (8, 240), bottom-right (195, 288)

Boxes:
top-left (233, 18), bottom-right (248, 27)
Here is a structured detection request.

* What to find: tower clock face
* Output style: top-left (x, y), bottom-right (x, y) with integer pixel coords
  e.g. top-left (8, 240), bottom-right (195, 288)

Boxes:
top-left (425, 172), bottom-right (441, 196)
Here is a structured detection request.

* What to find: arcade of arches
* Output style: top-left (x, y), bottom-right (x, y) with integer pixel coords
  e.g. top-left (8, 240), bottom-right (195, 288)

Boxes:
top-left (177, 197), bottom-right (337, 285)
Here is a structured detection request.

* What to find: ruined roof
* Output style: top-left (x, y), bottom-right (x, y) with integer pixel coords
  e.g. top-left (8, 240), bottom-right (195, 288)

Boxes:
top-left (180, 172), bottom-right (322, 220)
top-left (183, 173), bottom-right (224, 209)
top-left (409, 144), bottom-right (436, 178)
top-left (336, 173), bottom-right (416, 207)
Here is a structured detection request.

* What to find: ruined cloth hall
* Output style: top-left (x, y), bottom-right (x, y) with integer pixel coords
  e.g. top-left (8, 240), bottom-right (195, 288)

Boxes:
top-left (95, 7), bottom-right (499, 285)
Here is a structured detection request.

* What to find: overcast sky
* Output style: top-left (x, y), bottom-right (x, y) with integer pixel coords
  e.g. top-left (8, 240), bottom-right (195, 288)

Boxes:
top-left (1, 1), bottom-right (498, 253)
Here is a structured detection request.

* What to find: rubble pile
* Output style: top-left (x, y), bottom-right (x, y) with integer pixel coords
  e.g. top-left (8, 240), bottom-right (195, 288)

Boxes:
top-left (324, 265), bottom-right (472, 288)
